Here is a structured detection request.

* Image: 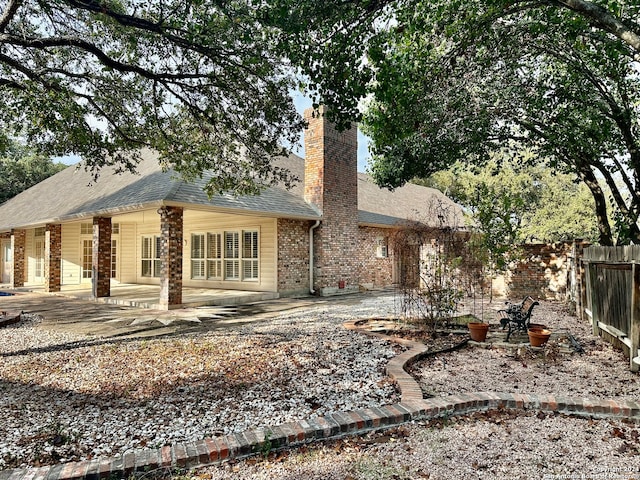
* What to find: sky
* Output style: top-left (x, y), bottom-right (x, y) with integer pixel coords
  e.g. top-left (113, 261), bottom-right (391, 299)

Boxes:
top-left (57, 94), bottom-right (373, 173)
top-left (292, 94), bottom-right (372, 172)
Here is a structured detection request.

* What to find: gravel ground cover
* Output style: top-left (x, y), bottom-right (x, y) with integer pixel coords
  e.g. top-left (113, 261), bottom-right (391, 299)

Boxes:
top-left (0, 295), bottom-right (400, 469)
top-left (192, 299), bottom-right (640, 480)
top-left (410, 300), bottom-right (640, 401)
top-left (196, 413), bottom-right (640, 479)
top-left (3, 294), bottom-right (640, 479)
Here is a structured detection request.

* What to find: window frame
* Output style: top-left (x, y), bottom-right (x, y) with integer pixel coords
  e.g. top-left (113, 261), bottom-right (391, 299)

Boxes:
top-left (80, 223), bottom-right (92, 235)
top-left (241, 230), bottom-right (259, 281)
top-left (376, 237), bottom-right (389, 258)
top-left (191, 233), bottom-right (206, 279)
top-left (206, 232), bottom-right (223, 280)
top-left (111, 239), bottom-right (118, 279)
top-left (82, 239), bottom-right (92, 279)
top-left (141, 235), bottom-right (162, 278)
top-left (189, 229), bottom-right (259, 282)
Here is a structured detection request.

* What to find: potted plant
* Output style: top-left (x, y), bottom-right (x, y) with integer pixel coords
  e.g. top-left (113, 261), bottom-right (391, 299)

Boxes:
top-left (528, 327), bottom-right (551, 347)
top-left (468, 319), bottom-right (489, 342)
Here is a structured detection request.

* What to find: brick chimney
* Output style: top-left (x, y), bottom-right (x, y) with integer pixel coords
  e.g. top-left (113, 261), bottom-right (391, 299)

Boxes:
top-left (303, 106), bottom-right (359, 295)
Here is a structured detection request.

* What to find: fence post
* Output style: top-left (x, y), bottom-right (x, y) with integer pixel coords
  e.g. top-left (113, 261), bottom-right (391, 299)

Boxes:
top-left (588, 262), bottom-right (600, 336)
top-left (575, 240), bottom-right (589, 322)
top-left (631, 264), bottom-right (640, 372)
top-left (578, 256), bottom-right (586, 322)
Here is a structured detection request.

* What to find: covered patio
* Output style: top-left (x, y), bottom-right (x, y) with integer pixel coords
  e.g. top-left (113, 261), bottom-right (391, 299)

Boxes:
top-left (0, 283), bottom-right (279, 309)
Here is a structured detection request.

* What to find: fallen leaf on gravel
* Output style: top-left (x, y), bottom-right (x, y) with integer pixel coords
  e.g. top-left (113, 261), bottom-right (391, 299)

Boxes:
top-left (611, 427), bottom-right (626, 439)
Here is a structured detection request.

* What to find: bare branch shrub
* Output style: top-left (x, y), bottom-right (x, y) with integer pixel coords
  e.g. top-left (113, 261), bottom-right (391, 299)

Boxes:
top-left (390, 200), bottom-right (488, 334)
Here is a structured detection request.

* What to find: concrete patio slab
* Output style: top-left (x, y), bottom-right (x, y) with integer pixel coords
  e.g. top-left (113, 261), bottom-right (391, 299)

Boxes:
top-left (0, 283), bottom-right (279, 309)
top-left (0, 288), bottom-right (319, 339)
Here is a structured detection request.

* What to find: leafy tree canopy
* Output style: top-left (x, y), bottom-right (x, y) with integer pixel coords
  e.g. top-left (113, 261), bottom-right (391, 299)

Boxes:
top-left (354, 0), bottom-right (640, 245)
top-left (422, 153), bottom-right (600, 245)
top-left (3, 0), bottom-right (639, 202)
top-left (0, 0), bottom-right (381, 196)
top-left (0, 137), bottom-right (66, 204)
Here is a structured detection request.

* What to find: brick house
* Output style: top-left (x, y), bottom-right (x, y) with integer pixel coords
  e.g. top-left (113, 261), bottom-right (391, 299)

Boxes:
top-left (0, 108), bottom-right (461, 309)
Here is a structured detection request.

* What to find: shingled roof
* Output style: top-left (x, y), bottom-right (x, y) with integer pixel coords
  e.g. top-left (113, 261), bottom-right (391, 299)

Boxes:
top-left (0, 149), bottom-right (462, 231)
top-left (274, 154), bottom-right (463, 228)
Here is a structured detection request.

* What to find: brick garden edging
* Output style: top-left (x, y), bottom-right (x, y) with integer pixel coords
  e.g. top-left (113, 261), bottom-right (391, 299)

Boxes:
top-left (2, 324), bottom-right (640, 480)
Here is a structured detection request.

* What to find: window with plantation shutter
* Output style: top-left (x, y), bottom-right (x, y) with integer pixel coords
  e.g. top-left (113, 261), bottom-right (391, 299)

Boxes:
top-left (242, 230), bottom-right (259, 280)
top-left (188, 229), bottom-right (259, 283)
top-left (191, 233), bottom-right (205, 279)
top-left (141, 236), bottom-right (162, 277)
top-left (224, 231), bottom-right (240, 280)
top-left (207, 232), bottom-right (222, 279)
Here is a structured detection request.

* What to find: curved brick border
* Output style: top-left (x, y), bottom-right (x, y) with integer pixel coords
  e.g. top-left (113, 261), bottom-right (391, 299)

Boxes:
top-left (2, 324), bottom-right (640, 480)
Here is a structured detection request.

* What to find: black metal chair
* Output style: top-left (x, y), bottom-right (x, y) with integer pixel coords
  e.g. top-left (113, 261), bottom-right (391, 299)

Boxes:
top-left (498, 296), bottom-right (539, 341)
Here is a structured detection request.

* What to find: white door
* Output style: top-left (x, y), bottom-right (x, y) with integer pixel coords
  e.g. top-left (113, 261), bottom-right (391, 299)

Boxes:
top-left (111, 239), bottom-right (118, 281)
top-left (2, 240), bottom-right (12, 284)
top-left (81, 239), bottom-right (92, 283)
top-left (34, 238), bottom-right (44, 283)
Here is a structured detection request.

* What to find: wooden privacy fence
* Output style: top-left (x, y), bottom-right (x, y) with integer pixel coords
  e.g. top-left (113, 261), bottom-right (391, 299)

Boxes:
top-left (582, 246), bottom-right (640, 371)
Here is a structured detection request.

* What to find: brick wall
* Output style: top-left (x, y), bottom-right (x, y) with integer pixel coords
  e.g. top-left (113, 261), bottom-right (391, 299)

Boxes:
top-left (92, 217), bottom-right (112, 297)
top-left (502, 243), bottom-right (572, 300)
top-left (357, 227), bottom-right (394, 288)
top-left (11, 229), bottom-right (25, 287)
top-left (303, 107), bottom-right (360, 295)
top-left (44, 223), bottom-right (62, 292)
top-left (277, 218), bottom-right (311, 296)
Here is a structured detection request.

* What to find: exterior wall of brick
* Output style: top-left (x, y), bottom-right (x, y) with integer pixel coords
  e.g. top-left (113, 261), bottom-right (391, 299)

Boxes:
top-left (158, 206), bottom-right (183, 308)
top-left (304, 107), bottom-right (360, 295)
top-left (92, 217), bottom-right (112, 298)
top-left (357, 226), bottom-right (394, 288)
top-left (277, 218), bottom-right (311, 296)
top-left (11, 229), bottom-right (25, 287)
top-left (501, 242), bottom-right (573, 300)
top-left (44, 223), bottom-right (62, 292)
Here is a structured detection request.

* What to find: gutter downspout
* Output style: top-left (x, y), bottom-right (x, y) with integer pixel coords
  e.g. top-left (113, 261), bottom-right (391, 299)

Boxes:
top-left (309, 220), bottom-right (320, 294)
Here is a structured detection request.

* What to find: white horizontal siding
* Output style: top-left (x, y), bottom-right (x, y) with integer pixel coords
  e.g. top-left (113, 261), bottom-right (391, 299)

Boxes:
top-left (183, 211), bottom-right (277, 292)
top-left (61, 223), bottom-right (81, 285)
top-left (119, 223), bottom-right (137, 283)
top-left (56, 210), bottom-right (278, 292)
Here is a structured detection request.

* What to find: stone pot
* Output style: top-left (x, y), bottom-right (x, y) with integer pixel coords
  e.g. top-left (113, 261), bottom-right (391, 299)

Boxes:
top-left (528, 328), bottom-right (551, 347)
top-left (468, 322), bottom-right (489, 342)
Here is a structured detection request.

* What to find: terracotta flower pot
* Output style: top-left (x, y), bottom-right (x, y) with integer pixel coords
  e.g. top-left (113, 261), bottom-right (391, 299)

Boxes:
top-left (528, 323), bottom-right (547, 333)
top-left (468, 322), bottom-right (489, 342)
top-left (528, 328), bottom-right (551, 347)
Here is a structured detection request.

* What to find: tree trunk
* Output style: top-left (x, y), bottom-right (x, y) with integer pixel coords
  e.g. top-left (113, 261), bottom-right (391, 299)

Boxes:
top-left (593, 162), bottom-right (640, 243)
top-left (554, 0), bottom-right (640, 60)
top-left (577, 163), bottom-right (614, 245)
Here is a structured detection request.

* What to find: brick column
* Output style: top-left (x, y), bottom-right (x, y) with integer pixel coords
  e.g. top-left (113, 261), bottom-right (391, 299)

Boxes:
top-left (10, 229), bottom-right (25, 287)
top-left (158, 206), bottom-right (183, 309)
top-left (92, 217), bottom-right (112, 298)
top-left (44, 223), bottom-right (62, 292)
